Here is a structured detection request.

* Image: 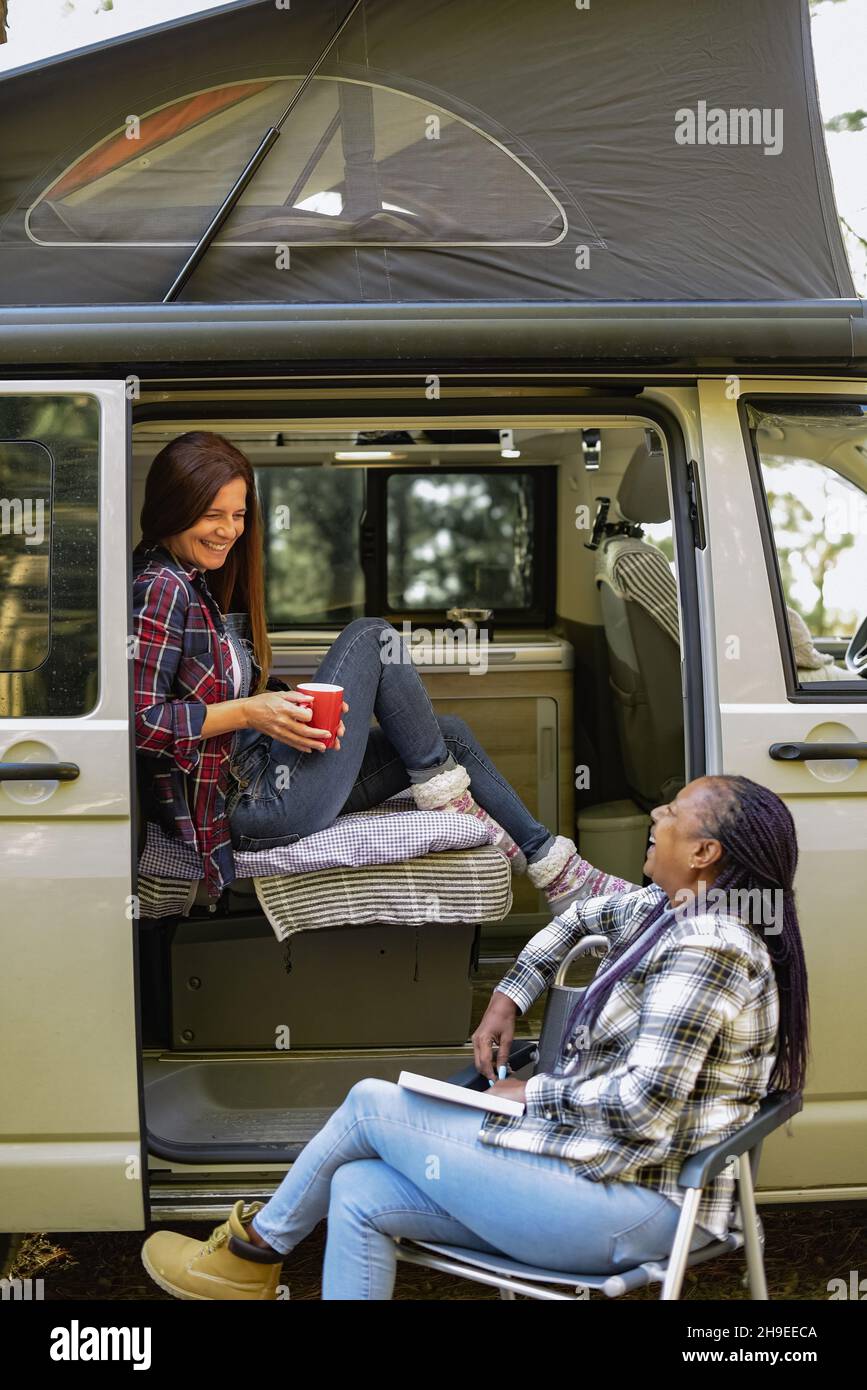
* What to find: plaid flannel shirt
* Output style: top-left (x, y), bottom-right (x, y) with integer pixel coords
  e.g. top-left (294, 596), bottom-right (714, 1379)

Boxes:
top-left (480, 872), bottom-right (780, 1240)
top-left (132, 542), bottom-right (286, 900)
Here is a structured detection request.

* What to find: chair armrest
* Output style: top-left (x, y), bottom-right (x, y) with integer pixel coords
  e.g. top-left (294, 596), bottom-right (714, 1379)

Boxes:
top-left (677, 1091), bottom-right (803, 1188)
top-left (445, 1039), bottom-right (539, 1091)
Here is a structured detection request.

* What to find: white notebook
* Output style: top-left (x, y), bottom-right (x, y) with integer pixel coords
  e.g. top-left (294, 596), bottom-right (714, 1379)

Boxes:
top-left (398, 1070), bottom-right (526, 1116)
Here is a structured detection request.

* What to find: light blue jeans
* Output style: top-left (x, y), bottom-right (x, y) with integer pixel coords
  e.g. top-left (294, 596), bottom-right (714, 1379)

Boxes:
top-left (251, 1077), bottom-right (716, 1300)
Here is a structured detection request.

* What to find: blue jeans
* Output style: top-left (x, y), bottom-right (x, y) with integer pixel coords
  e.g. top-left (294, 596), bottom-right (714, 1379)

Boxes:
top-left (227, 617), bottom-right (554, 860)
top-left (250, 1077), bottom-right (716, 1300)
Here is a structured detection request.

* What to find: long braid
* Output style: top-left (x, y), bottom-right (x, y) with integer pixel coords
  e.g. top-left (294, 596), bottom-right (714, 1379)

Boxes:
top-left (696, 776), bottom-right (809, 1094)
top-left (560, 776), bottom-right (809, 1095)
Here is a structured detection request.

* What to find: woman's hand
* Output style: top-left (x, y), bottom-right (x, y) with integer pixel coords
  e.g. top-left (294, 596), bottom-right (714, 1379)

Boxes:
top-left (241, 692), bottom-right (350, 753)
top-left (472, 989), bottom-right (518, 1082)
top-left (487, 1077), bottom-right (528, 1103)
top-left (332, 700), bottom-right (349, 751)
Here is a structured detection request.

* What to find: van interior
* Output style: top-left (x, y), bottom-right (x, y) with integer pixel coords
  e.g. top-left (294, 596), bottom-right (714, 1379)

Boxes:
top-left (131, 399), bottom-right (690, 1205)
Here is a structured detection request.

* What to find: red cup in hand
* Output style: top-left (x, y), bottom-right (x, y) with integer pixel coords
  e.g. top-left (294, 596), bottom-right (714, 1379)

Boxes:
top-left (295, 683), bottom-right (345, 748)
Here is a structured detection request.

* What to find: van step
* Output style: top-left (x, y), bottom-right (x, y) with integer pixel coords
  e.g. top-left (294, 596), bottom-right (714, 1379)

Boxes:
top-left (144, 1048), bottom-right (482, 1164)
top-left (157, 1104), bottom-right (336, 1148)
top-left (147, 1184), bottom-right (294, 1223)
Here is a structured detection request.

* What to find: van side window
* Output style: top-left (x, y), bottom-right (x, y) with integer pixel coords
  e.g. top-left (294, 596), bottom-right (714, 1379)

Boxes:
top-left (641, 518), bottom-right (675, 568)
top-left (0, 440), bottom-right (52, 672)
top-left (748, 401), bottom-right (867, 690)
top-left (0, 395), bottom-right (99, 717)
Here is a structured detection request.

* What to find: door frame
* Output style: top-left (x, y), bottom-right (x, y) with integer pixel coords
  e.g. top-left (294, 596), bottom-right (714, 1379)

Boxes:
top-left (131, 383), bottom-right (709, 1172)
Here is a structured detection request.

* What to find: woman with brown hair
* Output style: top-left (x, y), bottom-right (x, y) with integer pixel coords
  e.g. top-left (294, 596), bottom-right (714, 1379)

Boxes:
top-left (132, 429), bottom-right (613, 908)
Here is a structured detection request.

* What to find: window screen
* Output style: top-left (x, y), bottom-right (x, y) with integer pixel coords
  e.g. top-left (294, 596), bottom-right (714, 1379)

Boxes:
top-left (386, 470), bottom-right (536, 611)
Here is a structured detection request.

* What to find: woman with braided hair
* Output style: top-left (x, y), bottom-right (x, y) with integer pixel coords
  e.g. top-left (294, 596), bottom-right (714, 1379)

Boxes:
top-left (551, 772), bottom-right (809, 1098)
top-left (143, 773), bottom-right (809, 1300)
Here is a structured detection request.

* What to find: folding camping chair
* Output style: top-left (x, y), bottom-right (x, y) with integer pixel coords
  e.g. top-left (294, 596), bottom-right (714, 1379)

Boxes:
top-left (394, 937), bottom-right (803, 1300)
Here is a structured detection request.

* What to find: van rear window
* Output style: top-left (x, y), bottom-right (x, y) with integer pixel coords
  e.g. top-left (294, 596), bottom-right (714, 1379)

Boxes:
top-left (386, 471), bottom-right (535, 611)
top-left (255, 432), bottom-right (555, 628)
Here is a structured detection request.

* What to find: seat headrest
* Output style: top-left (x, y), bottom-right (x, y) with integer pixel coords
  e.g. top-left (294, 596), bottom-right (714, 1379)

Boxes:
top-left (617, 444), bottom-right (670, 525)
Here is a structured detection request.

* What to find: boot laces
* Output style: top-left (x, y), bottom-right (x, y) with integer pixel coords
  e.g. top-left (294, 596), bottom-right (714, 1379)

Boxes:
top-left (200, 1203), bottom-right (262, 1256)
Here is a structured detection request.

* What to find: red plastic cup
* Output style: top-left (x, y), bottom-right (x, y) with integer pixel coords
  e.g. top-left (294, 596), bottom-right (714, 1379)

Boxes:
top-left (294, 682), bottom-right (344, 748)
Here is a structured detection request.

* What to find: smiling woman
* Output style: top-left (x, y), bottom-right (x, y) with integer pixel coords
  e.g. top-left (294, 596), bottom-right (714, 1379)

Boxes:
top-left (136, 430), bottom-right (273, 696)
top-left (167, 476), bottom-right (247, 559)
top-left (131, 429), bottom-right (578, 901)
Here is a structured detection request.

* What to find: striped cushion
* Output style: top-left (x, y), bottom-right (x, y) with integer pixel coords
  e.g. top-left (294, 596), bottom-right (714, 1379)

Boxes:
top-left (137, 846), bottom-right (511, 935)
top-left (254, 846), bottom-right (513, 941)
top-left (137, 873), bottom-right (199, 920)
top-left (136, 791), bottom-right (513, 933)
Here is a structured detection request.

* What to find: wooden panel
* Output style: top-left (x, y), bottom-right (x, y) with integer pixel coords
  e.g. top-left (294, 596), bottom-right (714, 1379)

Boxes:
top-left (422, 672), bottom-right (573, 919)
top-left (422, 670), bottom-right (574, 833)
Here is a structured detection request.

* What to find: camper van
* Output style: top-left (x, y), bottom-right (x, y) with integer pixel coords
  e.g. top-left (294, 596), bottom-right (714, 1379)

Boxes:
top-left (1, 0), bottom-right (866, 1268)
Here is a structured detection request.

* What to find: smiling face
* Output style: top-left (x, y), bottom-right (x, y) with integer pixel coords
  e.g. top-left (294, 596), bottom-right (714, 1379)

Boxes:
top-left (645, 777), bottom-right (728, 903)
top-left (162, 476), bottom-right (247, 572)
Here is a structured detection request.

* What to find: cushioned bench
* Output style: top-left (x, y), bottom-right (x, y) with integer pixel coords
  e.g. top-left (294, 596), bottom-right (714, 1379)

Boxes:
top-left (137, 792), bottom-right (513, 937)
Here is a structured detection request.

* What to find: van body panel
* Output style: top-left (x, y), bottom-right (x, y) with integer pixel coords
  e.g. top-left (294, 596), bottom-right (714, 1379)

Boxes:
top-left (697, 376), bottom-right (867, 1190)
top-left (0, 382), bottom-right (144, 1232)
top-left (0, 1142), bottom-right (144, 1233)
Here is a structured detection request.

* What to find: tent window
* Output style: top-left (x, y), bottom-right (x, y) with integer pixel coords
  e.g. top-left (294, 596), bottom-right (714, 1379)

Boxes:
top-left (27, 77), bottom-right (567, 250)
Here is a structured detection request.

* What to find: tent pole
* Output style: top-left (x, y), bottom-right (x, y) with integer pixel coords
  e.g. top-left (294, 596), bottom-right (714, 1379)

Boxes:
top-left (162, 0), bottom-right (365, 303)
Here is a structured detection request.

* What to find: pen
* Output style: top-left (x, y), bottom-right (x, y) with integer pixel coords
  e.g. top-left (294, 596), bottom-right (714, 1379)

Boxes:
top-left (488, 1064), bottom-right (509, 1086)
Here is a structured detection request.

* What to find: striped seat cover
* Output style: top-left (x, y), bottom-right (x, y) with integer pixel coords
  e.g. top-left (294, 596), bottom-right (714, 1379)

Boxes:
top-left (137, 793), bottom-right (513, 936)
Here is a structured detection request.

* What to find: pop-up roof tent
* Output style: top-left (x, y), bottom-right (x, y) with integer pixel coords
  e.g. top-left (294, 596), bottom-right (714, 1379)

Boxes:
top-left (0, 0), bottom-right (854, 307)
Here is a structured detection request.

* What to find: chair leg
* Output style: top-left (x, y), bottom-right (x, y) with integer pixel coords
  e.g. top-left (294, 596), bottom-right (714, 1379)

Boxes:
top-left (660, 1187), bottom-right (702, 1300)
top-left (499, 1287), bottom-right (517, 1299)
top-left (737, 1154), bottom-right (769, 1300)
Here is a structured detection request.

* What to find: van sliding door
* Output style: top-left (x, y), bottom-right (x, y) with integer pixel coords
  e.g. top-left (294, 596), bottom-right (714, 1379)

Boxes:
top-left (0, 383), bottom-right (143, 1232)
top-left (697, 377), bottom-right (867, 1197)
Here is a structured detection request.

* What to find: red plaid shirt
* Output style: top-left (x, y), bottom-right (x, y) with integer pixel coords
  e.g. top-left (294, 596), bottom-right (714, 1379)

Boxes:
top-left (132, 542), bottom-right (272, 899)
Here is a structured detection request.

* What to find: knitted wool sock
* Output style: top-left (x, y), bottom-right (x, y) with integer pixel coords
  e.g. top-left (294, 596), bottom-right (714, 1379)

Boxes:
top-left (526, 835), bottom-right (630, 913)
top-left (409, 763), bottom-right (527, 872)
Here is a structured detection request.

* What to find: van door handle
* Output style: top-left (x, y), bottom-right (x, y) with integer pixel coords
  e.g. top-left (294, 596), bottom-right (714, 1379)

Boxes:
top-left (769, 742), bottom-right (867, 762)
top-left (0, 762), bottom-right (81, 781)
